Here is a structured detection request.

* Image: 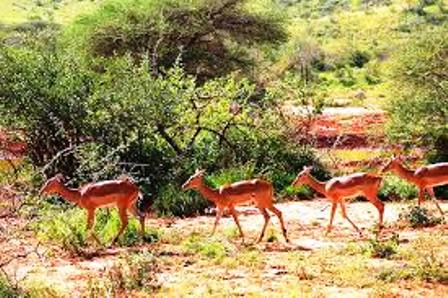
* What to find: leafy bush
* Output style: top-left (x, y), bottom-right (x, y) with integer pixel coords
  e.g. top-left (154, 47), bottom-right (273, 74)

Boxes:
top-left (349, 50), bottom-right (370, 68)
top-left (378, 175), bottom-right (418, 201)
top-left (398, 206), bottom-right (443, 228)
top-left (335, 66), bottom-right (356, 87)
top-left (0, 275), bottom-right (19, 298)
top-left (206, 164), bottom-right (256, 188)
top-left (364, 233), bottom-right (399, 259)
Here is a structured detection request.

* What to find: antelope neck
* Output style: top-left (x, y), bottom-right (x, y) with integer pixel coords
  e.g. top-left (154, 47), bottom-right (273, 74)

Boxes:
top-left (196, 179), bottom-right (220, 203)
top-left (392, 163), bottom-right (418, 184)
top-left (58, 184), bottom-right (82, 205)
top-left (304, 174), bottom-right (326, 195)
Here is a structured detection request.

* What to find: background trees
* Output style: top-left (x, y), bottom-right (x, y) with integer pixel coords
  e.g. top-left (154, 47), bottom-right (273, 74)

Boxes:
top-left (386, 24), bottom-right (448, 159)
top-left (0, 0), bottom-right (321, 215)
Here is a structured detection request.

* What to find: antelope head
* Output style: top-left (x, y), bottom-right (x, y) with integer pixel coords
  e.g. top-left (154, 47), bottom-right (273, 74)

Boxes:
top-left (40, 174), bottom-right (65, 196)
top-left (381, 155), bottom-right (402, 174)
top-left (182, 169), bottom-right (205, 190)
top-left (292, 166), bottom-right (312, 187)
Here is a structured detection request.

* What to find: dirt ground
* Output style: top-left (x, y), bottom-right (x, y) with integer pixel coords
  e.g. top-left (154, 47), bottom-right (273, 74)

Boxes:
top-left (1, 199), bottom-right (447, 297)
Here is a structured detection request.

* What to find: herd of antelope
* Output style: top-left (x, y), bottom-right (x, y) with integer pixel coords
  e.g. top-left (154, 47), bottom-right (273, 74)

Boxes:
top-left (40, 156), bottom-right (448, 245)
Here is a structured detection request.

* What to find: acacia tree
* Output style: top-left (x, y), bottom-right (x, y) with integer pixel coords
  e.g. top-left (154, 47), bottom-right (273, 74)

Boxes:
top-left (69, 0), bottom-right (286, 82)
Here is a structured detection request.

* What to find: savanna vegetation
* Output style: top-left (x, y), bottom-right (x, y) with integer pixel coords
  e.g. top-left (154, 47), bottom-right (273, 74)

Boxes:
top-left (0, 0), bottom-right (447, 296)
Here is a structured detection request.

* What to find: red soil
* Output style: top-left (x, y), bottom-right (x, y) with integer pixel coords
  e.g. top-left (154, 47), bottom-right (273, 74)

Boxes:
top-left (293, 111), bottom-right (386, 149)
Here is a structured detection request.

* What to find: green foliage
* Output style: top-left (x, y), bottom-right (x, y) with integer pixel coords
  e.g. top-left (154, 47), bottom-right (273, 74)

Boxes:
top-left (0, 275), bottom-right (19, 298)
top-left (183, 233), bottom-right (231, 261)
top-left (66, 0), bottom-right (286, 81)
top-left (206, 164), bottom-right (256, 188)
top-left (378, 175), bottom-right (418, 201)
top-left (398, 205), bottom-right (443, 228)
top-left (386, 24), bottom-right (448, 153)
top-left (153, 184), bottom-right (210, 217)
top-left (35, 207), bottom-right (88, 253)
top-left (0, 42), bottom-right (321, 215)
top-left (349, 50), bottom-right (370, 68)
top-left (33, 207), bottom-right (160, 253)
top-left (364, 233), bottom-right (399, 259)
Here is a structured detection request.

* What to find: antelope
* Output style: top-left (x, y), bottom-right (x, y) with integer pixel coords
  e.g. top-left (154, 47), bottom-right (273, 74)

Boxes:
top-left (182, 169), bottom-right (289, 243)
top-left (381, 156), bottom-right (446, 216)
top-left (40, 174), bottom-right (150, 245)
top-left (292, 166), bottom-right (384, 236)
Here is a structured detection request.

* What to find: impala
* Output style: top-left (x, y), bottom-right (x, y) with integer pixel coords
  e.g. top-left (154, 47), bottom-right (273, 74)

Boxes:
top-left (382, 156), bottom-right (446, 215)
top-left (292, 166), bottom-right (384, 235)
top-left (40, 174), bottom-right (150, 245)
top-left (182, 169), bottom-right (289, 243)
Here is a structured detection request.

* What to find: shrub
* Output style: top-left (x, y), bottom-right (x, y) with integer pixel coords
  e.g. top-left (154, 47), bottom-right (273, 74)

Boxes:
top-left (206, 164), bottom-right (256, 188)
top-left (335, 66), bottom-right (356, 87)
top-left (283, 184), bottom-right (314, 199)
top-left (349, 50), bottom-right (371, 68)
top-left (364, 233), bottom-right (399, 259)
top-left (378, 175), bottom-right (418, 201)
top-left (398, 206), bottom-right (443, 228)
top-left (0, 275), bottom-right (19, 298)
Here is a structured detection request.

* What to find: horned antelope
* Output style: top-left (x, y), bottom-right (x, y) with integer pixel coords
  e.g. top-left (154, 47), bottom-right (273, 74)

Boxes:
top-left (40, 174), bottom-right (150, 245)
top-left (182, 169), bottom-right (289, 243)
top-left (381, 156), bottom-right (446, 216)
top-left (292, 166), bottom-right (384, 236)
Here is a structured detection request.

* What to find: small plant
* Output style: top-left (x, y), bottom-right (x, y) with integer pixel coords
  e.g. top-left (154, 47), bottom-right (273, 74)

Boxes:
top-left (266, 228), bottom-right (278, 243)
top-left (182, 233), bottom-right (231, 261)
top-left (88, 251), bottom-right (160, 296)
top-left (237, 248), bottom-right (264, 269)
top-left (0, 275), bottom-right (20, 298)
top-left (398, 206), bottom-right (442, 228)
top-left (365, 233), bottom-right (399, 259)
top-left (378, 234), bottom-right (448, 283)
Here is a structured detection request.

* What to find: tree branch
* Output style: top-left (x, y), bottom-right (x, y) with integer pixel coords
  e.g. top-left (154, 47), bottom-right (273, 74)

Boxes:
top-left (156, 124), bottom-right (183, 155)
